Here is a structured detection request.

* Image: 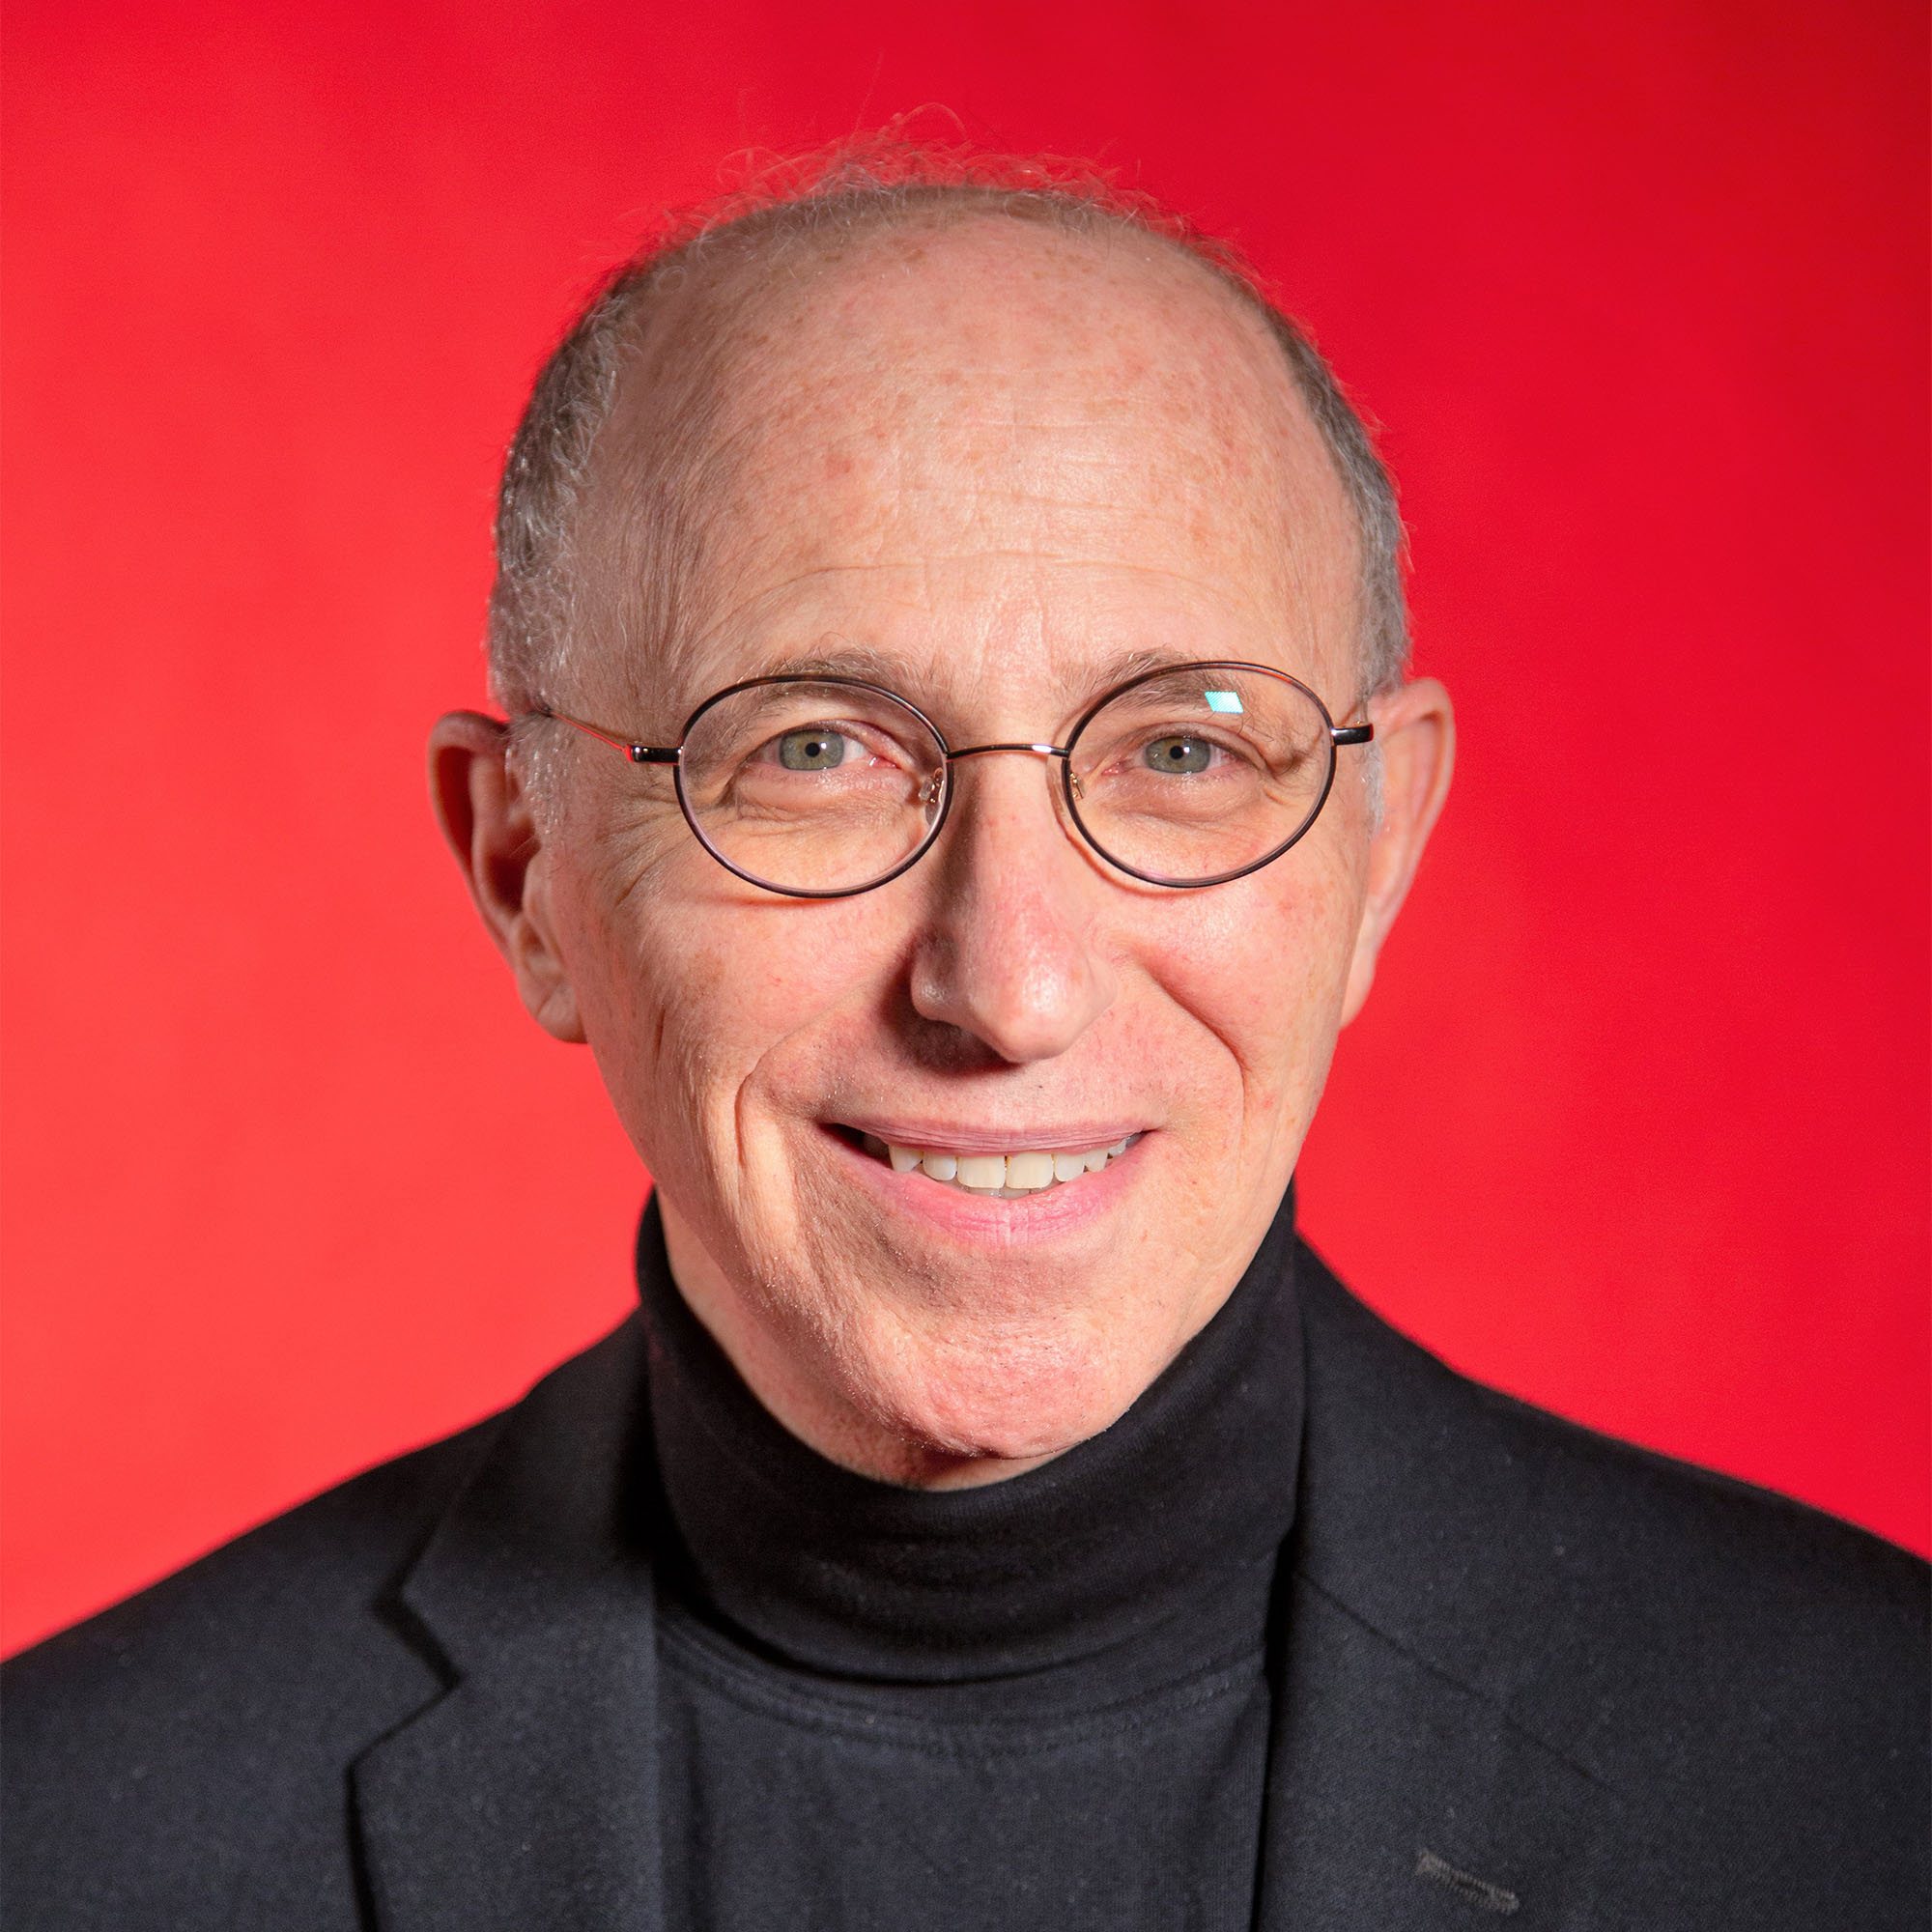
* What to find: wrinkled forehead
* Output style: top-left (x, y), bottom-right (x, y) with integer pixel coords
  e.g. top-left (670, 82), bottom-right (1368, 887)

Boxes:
top-left (586, 213), bottom-right (1361, 725)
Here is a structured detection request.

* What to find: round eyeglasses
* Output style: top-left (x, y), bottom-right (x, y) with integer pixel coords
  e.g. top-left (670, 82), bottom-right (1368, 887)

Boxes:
top-left (531, 661), bottom-right (1374, 899)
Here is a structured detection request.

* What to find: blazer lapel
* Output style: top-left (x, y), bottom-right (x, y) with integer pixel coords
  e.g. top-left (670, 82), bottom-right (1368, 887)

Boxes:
top-left (1255, 1571), bottom-right (1617, 1930)
top-left (351, 1316), bottom-right (665, 1932)
top-left (1258, 1243), bottom-right (1624, 1930)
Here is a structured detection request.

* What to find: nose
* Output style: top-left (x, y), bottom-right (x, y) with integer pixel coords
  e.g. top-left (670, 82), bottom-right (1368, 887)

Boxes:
top-left (907, 752), bottom-right (1117, 1065)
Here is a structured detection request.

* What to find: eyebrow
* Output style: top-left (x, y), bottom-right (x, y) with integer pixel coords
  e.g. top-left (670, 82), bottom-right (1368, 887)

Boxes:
top-left (729, 641), bottom-right (1223, 712)
top-left (744, 644), bottom-right (923, 686)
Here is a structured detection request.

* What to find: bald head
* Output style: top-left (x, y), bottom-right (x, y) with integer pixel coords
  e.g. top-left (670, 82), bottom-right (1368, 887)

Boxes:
top-left (577, 213), bottom-right (1358, 725)
top-left (488, 160), bottom-right (1408, 730)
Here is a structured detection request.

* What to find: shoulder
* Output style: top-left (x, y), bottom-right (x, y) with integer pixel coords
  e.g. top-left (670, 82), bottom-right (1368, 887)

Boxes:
top-left (1293, 1237), bottom-right (1929, 1894)
top-left (4, 1418), bottom-right (491, 1719)
top-left (1294, 1234), bottom-right (1926, 1639)
top-left (0, 1313), bottom-right (649, 1931)
top-left (2, 1422), bottom-right (497, 1928)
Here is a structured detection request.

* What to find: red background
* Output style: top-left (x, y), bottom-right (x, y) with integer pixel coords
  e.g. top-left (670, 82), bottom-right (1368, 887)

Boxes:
top-left (5, 0), bottom-right (1926, 1656)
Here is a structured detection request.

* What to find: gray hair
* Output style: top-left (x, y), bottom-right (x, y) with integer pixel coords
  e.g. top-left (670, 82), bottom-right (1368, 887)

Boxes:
top-left (487, 139), bottom-right (1409, 727)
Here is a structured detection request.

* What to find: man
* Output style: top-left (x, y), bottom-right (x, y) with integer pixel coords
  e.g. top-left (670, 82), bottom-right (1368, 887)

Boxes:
top-left (5, 144), bottom-right (1925, 1930)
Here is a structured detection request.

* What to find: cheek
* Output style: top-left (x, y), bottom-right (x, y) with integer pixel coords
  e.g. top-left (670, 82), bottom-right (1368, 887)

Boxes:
top-left (1140, 845), bottom-right (1364, 1100)
top-left (559, 858), bottom-right (909, 1142)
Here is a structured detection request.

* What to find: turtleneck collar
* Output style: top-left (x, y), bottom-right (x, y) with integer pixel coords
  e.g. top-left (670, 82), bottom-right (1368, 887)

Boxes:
top-left (637, 1187), bottom-right (1305, 1686)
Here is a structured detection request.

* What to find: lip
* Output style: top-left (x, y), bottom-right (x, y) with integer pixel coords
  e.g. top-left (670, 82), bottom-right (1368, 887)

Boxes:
top-left (820, 1121), bottom-right (1147, 1244)
top-left (832, 1118), bottom-right (1150, 1157)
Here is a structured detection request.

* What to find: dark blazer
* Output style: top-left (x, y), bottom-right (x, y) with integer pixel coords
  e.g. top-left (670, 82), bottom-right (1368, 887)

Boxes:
top-left (5, 1238), bottom-right (1926, 1930)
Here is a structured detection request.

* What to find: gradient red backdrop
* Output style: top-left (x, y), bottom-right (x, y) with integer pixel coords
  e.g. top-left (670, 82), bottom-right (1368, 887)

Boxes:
top-left (4, 0), bottom-right (1926, 1655)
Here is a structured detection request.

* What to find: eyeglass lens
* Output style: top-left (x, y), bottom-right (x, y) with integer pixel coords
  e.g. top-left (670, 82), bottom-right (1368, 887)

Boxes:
top-left (1066, 666), bottom-right (1334, 886)
top-left (674, 668), bottom-right (1337, 896)
top-left (677, 681), bottom-right (949, 895)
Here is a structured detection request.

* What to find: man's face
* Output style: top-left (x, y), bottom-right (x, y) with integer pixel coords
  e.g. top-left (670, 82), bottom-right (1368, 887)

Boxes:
top-left (469, 217), bottom-right (1446, 1483)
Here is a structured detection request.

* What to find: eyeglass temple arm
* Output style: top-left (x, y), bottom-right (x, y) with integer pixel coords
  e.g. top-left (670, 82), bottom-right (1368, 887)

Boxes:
top-left (1332, 724), bottom-right (1374, 746)
top-left (535, 707), bottom-right (679, 764)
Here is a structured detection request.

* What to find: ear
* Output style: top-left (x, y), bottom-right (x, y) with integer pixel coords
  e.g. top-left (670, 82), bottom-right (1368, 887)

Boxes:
top-left (428, 712), bottom-right (585, 1042)
top-left (1339, 676), bottom-right (1456, 1026)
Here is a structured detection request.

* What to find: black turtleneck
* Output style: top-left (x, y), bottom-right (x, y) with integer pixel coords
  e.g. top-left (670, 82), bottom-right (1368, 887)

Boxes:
top-left (638, 1187), bottom-right (1306, 1931)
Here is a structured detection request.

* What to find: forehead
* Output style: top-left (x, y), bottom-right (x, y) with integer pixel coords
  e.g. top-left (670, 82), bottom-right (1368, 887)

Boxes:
top-left (599, 213), bottom-right (1360, 719)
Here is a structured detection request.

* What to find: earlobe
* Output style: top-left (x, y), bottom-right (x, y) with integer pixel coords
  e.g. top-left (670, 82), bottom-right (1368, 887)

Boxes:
top-left (427, 711), bottom-right (585, 1043)
top-left (1338, 677), bottom-right (1456, 1027)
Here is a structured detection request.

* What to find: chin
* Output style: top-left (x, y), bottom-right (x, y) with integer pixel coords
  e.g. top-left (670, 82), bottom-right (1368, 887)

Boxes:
top-left (862, 1329), bottom-right (1160, 1475)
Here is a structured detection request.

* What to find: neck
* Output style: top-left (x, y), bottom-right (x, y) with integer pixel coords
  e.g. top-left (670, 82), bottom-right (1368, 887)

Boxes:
top-left (637, 1187), bottom-right (1306, 1682)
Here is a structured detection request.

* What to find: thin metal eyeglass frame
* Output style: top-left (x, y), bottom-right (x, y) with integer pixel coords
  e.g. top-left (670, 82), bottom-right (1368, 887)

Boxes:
top-left (530, 660), bottom-right (1375, 898)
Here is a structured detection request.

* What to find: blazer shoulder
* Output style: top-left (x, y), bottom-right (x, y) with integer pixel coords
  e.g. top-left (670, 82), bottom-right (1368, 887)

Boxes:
top-left (1293, 1233), bottom-right (1927, 1623)
top-left (3, 1316), bottom-right (649, 1927)
top-left (1, 1417), bottom-right (500, 1929)
top-left (1291, 1236), bottom-right (1928, 1869)
top-left (1, 1414), bottom-right (498, 1816)
top-left (5, 1415), bottom-right (495, 1710)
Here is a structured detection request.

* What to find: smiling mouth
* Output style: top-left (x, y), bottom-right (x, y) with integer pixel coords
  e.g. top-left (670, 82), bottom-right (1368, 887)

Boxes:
top-left (855, 1131), bottom-right (1141, 1198)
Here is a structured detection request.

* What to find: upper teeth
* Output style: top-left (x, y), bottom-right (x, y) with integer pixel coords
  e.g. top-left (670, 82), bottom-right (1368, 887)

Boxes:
top-left (861, 1133), bottom-right (1136, 1196)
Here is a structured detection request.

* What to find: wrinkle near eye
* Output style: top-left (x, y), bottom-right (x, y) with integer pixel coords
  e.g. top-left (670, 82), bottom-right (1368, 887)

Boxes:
top-left (584, 804), bottom-right (688, 916)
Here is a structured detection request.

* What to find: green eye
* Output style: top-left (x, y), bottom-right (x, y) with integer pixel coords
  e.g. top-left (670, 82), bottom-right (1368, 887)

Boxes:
top-left (779, 728), bottom-right (848, 771)
top-left (1143, 735), bottom-right (1212, 774)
